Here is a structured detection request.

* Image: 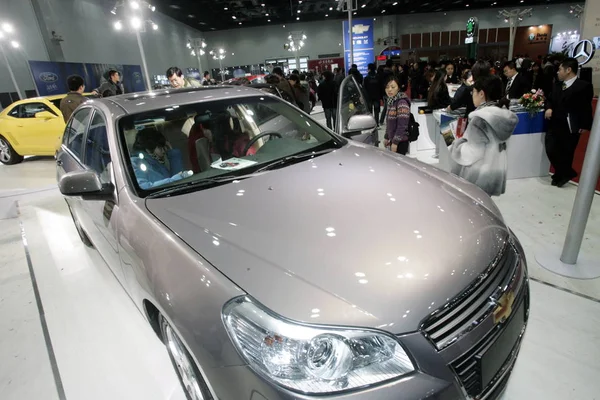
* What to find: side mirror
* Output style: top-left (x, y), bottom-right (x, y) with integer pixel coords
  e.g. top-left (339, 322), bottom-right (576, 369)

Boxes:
top-left (58, 170), bottom-right (114, 201)
top-left (35, 111), bottom-right (57, 119)
top-left (343, 114), bottom-right (377, 137)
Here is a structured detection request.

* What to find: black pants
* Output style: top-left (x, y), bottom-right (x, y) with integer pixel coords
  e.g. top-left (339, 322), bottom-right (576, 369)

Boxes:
top-left (396, 141), bottom-right (409, 155)
top-left (380, 97), bottom-right (388, 124)
top-left (545, 124), bottom-right (580, 181)
top-left (370, 100), bottom-right (381, 125)
top-left (324, 108), bottom-right (336, 130)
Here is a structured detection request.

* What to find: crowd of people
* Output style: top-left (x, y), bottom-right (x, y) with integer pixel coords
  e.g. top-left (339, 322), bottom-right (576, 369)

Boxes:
top-left (58, 52), bottom-right (594, 196)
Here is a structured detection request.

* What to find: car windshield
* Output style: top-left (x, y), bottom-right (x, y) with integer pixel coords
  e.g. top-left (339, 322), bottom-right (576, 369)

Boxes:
top-left (119, 95), bottom-right (342, 196)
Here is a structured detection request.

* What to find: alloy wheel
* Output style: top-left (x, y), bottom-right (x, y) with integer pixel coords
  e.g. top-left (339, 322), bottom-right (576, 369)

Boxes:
top-left (0, 138), bottom-right (11, 163)
top-left (163, 322), bottom-right (206, 400)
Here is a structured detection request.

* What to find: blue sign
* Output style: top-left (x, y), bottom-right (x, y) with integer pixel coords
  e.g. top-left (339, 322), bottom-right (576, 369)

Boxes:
top-left (342, 18), bottom-right (375, 76)
top-left (29, 61), bottom-right (146, 96)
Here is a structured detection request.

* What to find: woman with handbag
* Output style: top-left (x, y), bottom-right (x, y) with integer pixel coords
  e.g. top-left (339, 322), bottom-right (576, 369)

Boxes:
top-left (383, 77), bottom-right (411, 155)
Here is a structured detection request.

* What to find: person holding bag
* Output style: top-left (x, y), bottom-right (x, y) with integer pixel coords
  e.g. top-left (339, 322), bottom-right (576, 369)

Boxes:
top-left (383, 77), bottom-right (411, 155)
top-left (449, 75), bottom-right (518, 196)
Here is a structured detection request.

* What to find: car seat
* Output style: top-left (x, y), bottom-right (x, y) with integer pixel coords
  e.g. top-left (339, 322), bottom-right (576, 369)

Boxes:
top-left (162, 109), bottom-right (192, 170)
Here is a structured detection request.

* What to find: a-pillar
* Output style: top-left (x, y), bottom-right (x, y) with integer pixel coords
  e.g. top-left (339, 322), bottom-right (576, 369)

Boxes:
top-left (580, 0), bottom-right (600, 94)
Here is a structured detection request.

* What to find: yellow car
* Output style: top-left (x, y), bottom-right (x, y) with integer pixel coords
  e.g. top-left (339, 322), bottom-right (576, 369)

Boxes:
top-left (0, 94), bottom-right (92, 165)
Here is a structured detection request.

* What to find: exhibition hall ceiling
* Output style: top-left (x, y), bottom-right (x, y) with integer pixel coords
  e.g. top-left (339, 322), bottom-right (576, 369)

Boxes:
top-left (150, 0), bottom-right (580, 31)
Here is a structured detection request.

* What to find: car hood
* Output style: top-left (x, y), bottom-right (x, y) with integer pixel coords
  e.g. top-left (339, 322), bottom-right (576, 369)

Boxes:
top-left (146, 143), bottom-right (509, 334)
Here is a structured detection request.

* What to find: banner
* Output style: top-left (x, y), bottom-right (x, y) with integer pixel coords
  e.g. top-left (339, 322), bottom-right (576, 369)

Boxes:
top-left (28, 61), bottom-right (146, 96)
top-left (342, 18), bottom-right (375, 76)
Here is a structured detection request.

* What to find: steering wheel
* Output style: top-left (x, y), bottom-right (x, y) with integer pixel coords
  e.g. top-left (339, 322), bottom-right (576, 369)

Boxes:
top-left (243, 131), bottom-right (283, 155)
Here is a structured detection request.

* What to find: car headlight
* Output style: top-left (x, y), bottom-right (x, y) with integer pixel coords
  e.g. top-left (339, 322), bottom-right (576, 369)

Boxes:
top-left (222, 296), bottom-right (415, 394)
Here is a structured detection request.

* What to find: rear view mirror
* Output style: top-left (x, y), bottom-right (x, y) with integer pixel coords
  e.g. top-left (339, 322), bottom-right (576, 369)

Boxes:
top-left (343, 114), bottom-right (377, 137)
top-left (35, 111), bottom-right (57, 119)
top-left (59, 170), bottom-right (114, 201)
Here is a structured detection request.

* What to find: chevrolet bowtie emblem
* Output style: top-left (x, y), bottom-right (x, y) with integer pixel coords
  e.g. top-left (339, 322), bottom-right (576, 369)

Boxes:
top-left (493, 291), bottom-right (515, 324)
top-left (571, 40), bottom-right (596, 66)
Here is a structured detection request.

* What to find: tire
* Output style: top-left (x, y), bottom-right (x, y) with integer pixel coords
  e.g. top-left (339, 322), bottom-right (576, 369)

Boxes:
top-left (0, 135), bottom-right (24, 165)
top-left (159, 314), bottom-right (211, 400)
top-left (66, 203), bottom-right (94, 248)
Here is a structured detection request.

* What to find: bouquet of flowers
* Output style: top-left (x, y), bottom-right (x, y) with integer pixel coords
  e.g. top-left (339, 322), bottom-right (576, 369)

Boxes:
top-left (519, 89), bottom-right (545, 116)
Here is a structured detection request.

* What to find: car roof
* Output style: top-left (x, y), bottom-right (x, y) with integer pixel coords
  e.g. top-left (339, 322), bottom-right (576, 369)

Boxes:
top-left (101, 86), bottom-right (273, 115)
top-left (7, 92), bottom-right (94, 105)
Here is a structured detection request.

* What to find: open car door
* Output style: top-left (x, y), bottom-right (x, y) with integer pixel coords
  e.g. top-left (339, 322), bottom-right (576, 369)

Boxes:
top-left (335, 75), bottom-right (378, 145)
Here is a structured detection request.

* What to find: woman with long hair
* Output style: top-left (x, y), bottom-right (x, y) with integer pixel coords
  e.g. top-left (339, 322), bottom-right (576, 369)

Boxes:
top-left (447, 69), bottom-right (475, 116)
top-left (427, 69), bottom-right (451, 109)
top-left (449, 75), bottom-right (518, 196)
top-left (288, 74), bottom-right (311, 113)
top-left (383, 76), bottom-right (411, 155)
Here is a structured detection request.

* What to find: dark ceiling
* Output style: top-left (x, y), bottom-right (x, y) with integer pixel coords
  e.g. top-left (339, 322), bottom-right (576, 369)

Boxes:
top-left (152, 0), bottom-right (579, 31)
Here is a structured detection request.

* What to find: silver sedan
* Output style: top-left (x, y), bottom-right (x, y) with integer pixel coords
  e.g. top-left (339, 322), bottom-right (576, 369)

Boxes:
top-left (56, 77), bottom-right (529, 400)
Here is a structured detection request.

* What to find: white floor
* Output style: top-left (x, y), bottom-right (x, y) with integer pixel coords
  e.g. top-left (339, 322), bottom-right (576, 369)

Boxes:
top-left (1, 154), bottom-right (600, 400)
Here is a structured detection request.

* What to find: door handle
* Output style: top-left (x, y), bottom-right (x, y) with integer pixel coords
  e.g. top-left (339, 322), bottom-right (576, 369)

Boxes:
top-left (56, 159), bottom-right (63, 166)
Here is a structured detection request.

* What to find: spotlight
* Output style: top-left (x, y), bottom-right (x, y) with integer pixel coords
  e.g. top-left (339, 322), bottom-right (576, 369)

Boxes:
top-left (114, 20), bottom-right (123, 30)
top-left (187, 42), bottom-right (191, 48)
top-left (130, 1), bottom-right (140, 10)
top-left (2, 23), bottom-right (14, 33)
top-left (152, 23), bottom-right (158, 30)
top-left (10, 40), bottom-right (19, 48)
top-left (131, 17), bottom-right (142, 29)
top-left (111, 7), bottom-right (117, 14)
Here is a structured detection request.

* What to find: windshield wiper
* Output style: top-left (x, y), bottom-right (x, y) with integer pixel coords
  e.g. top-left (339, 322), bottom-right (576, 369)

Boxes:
top-left (146, 174), bottom-right (250, 199)
top-left (254, 148), bottom-right (336, 173)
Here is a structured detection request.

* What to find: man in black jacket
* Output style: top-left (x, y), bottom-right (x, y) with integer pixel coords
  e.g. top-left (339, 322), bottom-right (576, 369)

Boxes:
top-left (317, 71), bottom-right (337, 130)
top-left (364, 63), bottom-right (382, 125)
top-left (503, 61), bottom-right (531, 99)
top-left (544, 58), bottom-right (594, 187)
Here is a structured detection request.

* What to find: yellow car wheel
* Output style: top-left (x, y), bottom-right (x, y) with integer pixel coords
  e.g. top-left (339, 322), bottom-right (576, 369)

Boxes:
top-left (0, 135), bottom-right (24, 165)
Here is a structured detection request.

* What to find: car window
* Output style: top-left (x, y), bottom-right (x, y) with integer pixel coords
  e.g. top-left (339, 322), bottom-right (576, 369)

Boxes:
top-left (339, 77), bottom-right (369, 130)
top-left (19, 102), bottom-right (57, 118)
top-left (7, 105), bottom-right (20, 117)
top-left (50, 98), bottom-right (62, 110)
top-left (85, 112), bottom-right (112, 183)
top-left (119, 96), bottom-right (342, 194)
top-left (64, 108), bottom-right (92, 158)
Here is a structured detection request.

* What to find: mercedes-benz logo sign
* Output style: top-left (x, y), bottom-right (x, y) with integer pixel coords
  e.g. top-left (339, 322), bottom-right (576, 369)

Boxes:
top-left (570, 40), bottom-right (595, 66)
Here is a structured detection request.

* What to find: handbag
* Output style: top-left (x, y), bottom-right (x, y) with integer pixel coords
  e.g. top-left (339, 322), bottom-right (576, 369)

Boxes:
top-left (407, 113), bottom-right (420, 142)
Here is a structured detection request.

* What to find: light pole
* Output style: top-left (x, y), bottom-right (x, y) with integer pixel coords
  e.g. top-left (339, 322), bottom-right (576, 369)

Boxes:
top-left (210, 48), bottom-right (226, 82)
top-left (0, 23), bottom-right (23, 99)
top-left (498, 8), bottom-right (532, 60)
top-left (285, 31), bottom-right (306, 72)
top-left (187, 38), bottom-right (207, 78)
top-left (112, 0), bottom-right (158, 90)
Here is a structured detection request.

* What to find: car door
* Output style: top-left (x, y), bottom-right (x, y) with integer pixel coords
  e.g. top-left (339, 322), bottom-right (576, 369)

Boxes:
top-left (57, 107), bottom-right (92, 180)
top-left (335, 75), bottom-right (377, 144)
top-left (14, 102), bottom-right (63, 153)
top-left (78, 110), bottom-right (125, 284)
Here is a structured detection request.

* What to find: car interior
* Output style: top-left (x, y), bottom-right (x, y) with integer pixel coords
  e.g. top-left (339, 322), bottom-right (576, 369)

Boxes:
top-left (119, 97), bottom-right (333, 190)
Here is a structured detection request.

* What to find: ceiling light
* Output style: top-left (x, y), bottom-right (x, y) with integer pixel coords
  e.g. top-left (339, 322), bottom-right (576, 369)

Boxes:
top-left (151, 5), bottom-right (155, 11)
top-left (296, 16), bottom-right (300, 20)
top-left (114, 20), bottom-right (123, 30)
top-left (152, 23), bottom-right (158, 30)
top-left (361, 4), bottom-right (366, 7)
top-left (325, 14), bottom-right (328, 17)
top-left (381, 9), bottom-right (386, 13)
top-left (353, 11), bottom-right (357, 15)
top-left (539, 25), bottom-right (543, 28)
top-left (283, 24), bottom-right (286, 27)
top-left (2, 23), bottom-right (14, 33)
top-left (188, 14), bottom-right (194, 18)
top-left (10, 40), bottom-right (18, 48)
top-left (329, 7), bottom-right (333, 10)
top-left (130, 1), bottom-right (140, 9)
top-left (110, 7), bottom-right (117, 14)
top-left (224, 7), bottom-right (228, 10)
top-left (131, 16), bottom-right (142, 29)
top-left (261, 3), bottom-right (265, 6)
top-left (520, 0), bottom-right (524, 2)
top-left (466, 4), bottom-right (470, 7)
top-left (297, 9), bottom-right (301, 13)
top-left (393, 1), bottom-right (398, 4)
top-left (268, 19), bottom-right (271, 22)
top-left (239, 22), bottom-right (242, 25)
top-left (232, 16), bottom-right (236, 19)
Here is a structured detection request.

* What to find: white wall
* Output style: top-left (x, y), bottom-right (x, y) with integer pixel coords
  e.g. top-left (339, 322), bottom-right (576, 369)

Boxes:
top-left (203, 3), bottom-right (582, 70)
top-left (0, 0), bottom-right (208, 94)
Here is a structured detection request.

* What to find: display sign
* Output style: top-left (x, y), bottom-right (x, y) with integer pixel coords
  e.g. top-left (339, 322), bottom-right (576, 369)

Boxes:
top-left (342, 18), bottom-right (375, 76)
top-left (307, 57), bottom-right (345, 72)
top-left (550, 33), bottom-right (580, 53)
top-left (465, 17), bottom-right (478, 44)
top-left (29, 61), bottom-right (146, 96)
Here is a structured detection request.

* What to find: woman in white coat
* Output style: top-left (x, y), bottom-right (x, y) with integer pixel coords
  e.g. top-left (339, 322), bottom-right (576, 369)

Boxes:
top-left (449, 75), bottom-right (518, 196)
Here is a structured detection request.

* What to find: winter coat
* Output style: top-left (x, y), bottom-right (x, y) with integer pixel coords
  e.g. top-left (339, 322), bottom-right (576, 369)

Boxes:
top-left (363, 71), bottom-right (382, 103)
top-left (449, 105), bottom-right (518, 196)
top-left (60, 92), bottom-right (87, 123)
top-left (317, 79), bottom-right (337, 109)
top-left (385, 93), bottom-right (411, 144)
top-left (183, 77), bottom-right (202, 88)
top-left (293, 84), bottom-right (311, 113)
top-left (449, 83), bottom-right (475, 116)
top-left (95, 80), bottom-right (123, 97)
top-left (131, 148), bottom-right (185, 190)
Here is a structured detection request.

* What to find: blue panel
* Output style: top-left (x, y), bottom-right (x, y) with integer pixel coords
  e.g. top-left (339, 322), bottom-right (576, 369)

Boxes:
top-left (514, 111), bottom-right (545, 135)
top-left (28, 61), bottom-right (87, 96)
top-left (343, 19), bottom-right (375, 51)
top-left (344, 50), bottom-right (374, 77)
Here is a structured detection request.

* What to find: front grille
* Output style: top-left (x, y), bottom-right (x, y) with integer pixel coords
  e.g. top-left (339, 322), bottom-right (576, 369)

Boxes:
top-left (450, 288), bottom-right (526, 398)
top-left (420, 241), bottom-right (519, 350)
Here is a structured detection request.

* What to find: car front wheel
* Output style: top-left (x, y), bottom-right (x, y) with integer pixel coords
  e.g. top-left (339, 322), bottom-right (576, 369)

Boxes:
top-left (159, 314), bottom-right (210, 400)
top-left (0, 135), bottom-right (24, 165)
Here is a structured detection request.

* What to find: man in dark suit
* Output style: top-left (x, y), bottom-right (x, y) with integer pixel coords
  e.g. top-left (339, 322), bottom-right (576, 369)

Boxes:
top-left (544, 58), bottom-right (594, 187)
top-left (503, 61), bottom-right (531, 99)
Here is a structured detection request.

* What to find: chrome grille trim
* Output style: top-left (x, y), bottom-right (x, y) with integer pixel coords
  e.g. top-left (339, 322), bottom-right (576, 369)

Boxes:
top-left (419, 240), bottom-right (520, 351)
